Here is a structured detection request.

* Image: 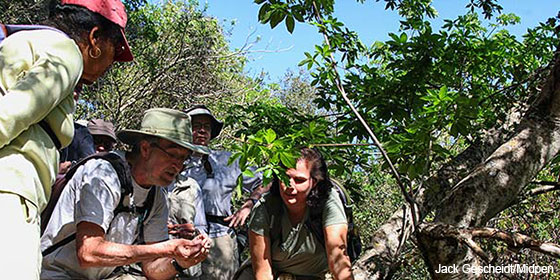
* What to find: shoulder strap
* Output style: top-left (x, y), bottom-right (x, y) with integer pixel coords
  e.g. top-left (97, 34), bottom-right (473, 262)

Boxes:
top-left (40, 153), bottom-right (118, 233)
top-left (1, 24), bottom-right (67, 39)
top-left (263, 194), bottom-right (284, 244)
top-left (305, 180), bottom-right (353, 250)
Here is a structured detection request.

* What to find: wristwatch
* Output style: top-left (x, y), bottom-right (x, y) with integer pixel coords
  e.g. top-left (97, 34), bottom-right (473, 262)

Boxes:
top-left (171, 259), bottom-right (187, 276)
top-left (247, 197), bottom-right (258, 206)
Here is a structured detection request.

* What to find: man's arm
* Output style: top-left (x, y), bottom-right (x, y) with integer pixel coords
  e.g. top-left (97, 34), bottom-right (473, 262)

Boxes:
top-left (75, 221), bottom-right (205, 268)
top-left (225, 183), bottom-right (270, 227)
top-left (324, 224), bottom-right (354, 280)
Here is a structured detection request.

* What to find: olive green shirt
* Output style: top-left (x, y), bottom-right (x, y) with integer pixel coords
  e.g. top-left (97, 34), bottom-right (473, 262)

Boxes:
top-left (0, 29), bottom-right (82, 210)
top-left (248, 188), bottom-right (347, 278)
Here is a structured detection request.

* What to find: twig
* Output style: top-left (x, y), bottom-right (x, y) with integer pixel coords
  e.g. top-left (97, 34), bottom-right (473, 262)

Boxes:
top-left (310, 1), bottom-right (419, 231)
top-left (310, 143), bottom-right (377, 147)
top-left (528, 181), bottom-right (560, 196)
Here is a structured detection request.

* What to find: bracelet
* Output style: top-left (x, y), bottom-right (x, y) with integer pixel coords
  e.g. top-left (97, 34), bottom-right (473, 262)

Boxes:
top-left (171, 259), bottom-right (187, 276)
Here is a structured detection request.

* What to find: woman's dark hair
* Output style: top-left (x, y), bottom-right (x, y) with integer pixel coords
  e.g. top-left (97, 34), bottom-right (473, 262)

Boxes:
top-left (44, 1), bottom-right (123, 46)
top-left (270, 147), bottom-right (332, 214)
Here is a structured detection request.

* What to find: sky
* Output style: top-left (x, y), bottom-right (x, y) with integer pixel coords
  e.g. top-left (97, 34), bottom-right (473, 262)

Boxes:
top-left (198, 0), bottom-right (560, 81)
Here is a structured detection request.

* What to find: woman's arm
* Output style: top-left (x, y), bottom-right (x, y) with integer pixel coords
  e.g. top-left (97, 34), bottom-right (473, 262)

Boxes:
top-left (324, 224), bottom-right (354, 280)
top-left (249, 230), bottom-right (274, 280)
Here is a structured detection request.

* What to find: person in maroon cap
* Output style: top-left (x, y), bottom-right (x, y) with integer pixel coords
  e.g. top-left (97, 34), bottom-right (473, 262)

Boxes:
top-left (0, 0), bottom-right (132, 278)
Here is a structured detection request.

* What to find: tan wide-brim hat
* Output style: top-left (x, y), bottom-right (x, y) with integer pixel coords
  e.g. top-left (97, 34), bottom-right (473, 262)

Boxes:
top-left (117, 108), bottom-right (209, 154)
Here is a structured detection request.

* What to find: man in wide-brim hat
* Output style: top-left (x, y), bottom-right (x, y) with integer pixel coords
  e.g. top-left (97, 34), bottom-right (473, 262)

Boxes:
top-left (41, 108), bottom-right (210, 280)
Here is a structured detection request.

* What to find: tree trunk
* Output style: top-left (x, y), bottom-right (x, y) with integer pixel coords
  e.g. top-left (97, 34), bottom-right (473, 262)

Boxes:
top-left (353, 47), bottom-right (560, 279)
top-left (418, 47), bottom-right (560, 279)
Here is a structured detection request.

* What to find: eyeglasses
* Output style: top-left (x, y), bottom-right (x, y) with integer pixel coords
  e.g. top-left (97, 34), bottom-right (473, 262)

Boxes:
top-left (192, 123), bottom-right (212, 131)
top-left (151, 143), bottom-right (190, 163)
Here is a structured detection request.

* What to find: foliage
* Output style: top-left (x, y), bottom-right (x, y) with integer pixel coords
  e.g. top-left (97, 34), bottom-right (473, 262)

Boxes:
top-left (0, 0), bottom-right (49, 24)
top-left (77, 0), bottom-right (250, 130)
top-left (253, 0), bottom-right (560, 182)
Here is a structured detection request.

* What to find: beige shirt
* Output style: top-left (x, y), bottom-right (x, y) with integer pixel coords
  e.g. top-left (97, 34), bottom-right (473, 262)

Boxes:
top-left (0, 28), bottom-right (82, 210)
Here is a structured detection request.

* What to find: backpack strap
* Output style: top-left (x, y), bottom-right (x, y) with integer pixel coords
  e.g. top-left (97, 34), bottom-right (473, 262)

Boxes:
top-left (42, 152), bottom-right (136, 256)
top-left (305, 180), bottom-right (351, 251)
top-left (263, 194), bottom-right (284, 245)
top-left (0, 24), bottom-right (7, 42)
top-left (38, 120), bottom-right (62, 150)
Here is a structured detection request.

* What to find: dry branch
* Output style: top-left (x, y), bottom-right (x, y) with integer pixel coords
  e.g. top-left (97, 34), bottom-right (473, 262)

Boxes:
top-left (421, 223), bottom-right (560, 259)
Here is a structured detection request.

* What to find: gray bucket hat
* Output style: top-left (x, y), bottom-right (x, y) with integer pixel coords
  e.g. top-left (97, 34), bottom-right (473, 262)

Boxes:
top-left (117, 108), bottom-right (209, 154)
top-left (184, 105), bottom-right (224, 140)
top-left (87, 119), bottom-right (117, 142)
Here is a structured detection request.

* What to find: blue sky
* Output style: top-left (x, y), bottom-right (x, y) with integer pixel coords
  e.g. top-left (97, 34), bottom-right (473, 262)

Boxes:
top-left (199, 1), bottom-right (560, 81)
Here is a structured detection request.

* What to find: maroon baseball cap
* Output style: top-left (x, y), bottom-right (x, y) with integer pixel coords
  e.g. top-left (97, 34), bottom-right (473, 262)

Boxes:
top-left (60, 0), bottom-right (133, 62)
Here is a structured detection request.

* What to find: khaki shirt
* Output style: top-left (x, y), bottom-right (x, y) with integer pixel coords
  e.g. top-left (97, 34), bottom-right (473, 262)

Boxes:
top-left (249, 188), bottom-right (347, 278)
top-left (0, 29), bottom-right (82, 210)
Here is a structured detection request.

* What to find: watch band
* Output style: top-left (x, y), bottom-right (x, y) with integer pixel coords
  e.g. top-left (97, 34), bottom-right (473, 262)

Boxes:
top-left (248, 197), bottom-right (258, 205)
top-left (171, 259), bottom-right (187, 276)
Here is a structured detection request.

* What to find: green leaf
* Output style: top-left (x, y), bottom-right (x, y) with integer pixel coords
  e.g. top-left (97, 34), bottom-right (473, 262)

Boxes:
top-left (292, 8), bottom-right (304, 22)
top-left (270, 11), bottom-right (285, 29)
top-left (438, 86), bottom-right (448, 100)
top-left (254, 0), bottom-right (266, 4)
top-left (279, 152), bottom-right (297, 168)
top-left (285, 15), bottom-right (295, 33)
top-left (258, 3), bottom-right (271, 23)
top-left (242, 169), bottom-right (256, 178)
top-left (264, 128), bottom-right (277, 143)
top-left (227, 151), bottom-right (242, 166)
top-left (234, 175), bottom-right (243, 200)
top-left (263, 168), bottom-right (273, 185)
top-left (400, 32), bottom-right (408, 42)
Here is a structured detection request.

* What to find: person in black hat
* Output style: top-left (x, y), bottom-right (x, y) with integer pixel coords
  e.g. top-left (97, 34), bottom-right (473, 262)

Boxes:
top-left (173, 105), bottom-right (269, 280)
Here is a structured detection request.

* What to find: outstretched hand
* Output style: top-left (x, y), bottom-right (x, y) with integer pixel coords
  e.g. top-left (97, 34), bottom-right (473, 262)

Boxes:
top-left (175, 234), bottom-right (211, 268)
top-left (224, 200), bottom-right (253, 228)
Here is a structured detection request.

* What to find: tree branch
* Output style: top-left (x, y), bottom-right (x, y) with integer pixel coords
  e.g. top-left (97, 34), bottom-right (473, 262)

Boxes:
top-left (527, 181), bottom-right (560, 196)
top-left (421, 223), bottom-right (560, 259)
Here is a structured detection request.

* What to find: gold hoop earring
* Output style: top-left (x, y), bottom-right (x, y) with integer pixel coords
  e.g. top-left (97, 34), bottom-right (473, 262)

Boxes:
top-left (88, 47), bottom-right (102, 59)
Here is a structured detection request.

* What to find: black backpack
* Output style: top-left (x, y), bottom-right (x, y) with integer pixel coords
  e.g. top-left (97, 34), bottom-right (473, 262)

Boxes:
top-left (41, 152), bottom-right (156, 256)
top-left (265, 179), bottom-right (362, 263)
top-left (0, 24), bottom-right (70, 150)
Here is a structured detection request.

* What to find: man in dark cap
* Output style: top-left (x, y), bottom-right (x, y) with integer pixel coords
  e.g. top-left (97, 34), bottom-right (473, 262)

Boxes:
top-left (88, 118), bottom-right (118, 153)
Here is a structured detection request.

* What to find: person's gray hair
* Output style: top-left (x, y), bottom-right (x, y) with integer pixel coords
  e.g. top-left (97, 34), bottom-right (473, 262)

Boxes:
top-left (127, 135), bottom-right (160, 158)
